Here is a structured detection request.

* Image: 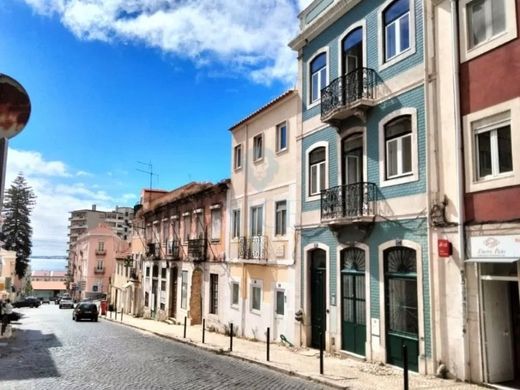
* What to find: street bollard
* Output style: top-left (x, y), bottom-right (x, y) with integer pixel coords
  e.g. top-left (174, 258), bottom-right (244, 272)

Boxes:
top-left (319, 332), bottom-right (324, 375)
top-left (184, 316), bottom-right (187, 338)
top-left (266, 327), bottom-right (270, 362)
top-left (229, 323), bottom-right (233, 352)
top-left (202, 318), bottom-right (205, 344)
top-left (120, 310), bottom-right (123, 323)
top-left (403, 344), bottom-right (409, 390)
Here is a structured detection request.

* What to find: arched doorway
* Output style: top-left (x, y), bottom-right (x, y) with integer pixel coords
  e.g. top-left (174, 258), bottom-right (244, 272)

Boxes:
top-left (384, 247), bottom-right (419, 371)
top-left (310, 248), bottom-right (327, 348)
top-left (190, 268), bottom-right (203, 325)
top-left (169, 267), bottom-right (178, 319)
top-left (340, 247), bottom-right (366, 355)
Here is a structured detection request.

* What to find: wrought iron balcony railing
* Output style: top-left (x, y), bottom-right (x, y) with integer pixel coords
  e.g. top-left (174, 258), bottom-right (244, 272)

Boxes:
top-left (321, 67), bottom-right (377, 121)
top-left (188, 238), bottom-right (207, 261)
top-left (321, 182), bottom-right (378, 222)
top-left (94, 267), bottom-right (105, 274)
top-left (95, 249), bottom-right (106, 255)
top-left (238, 236), bottom-right (267, 260)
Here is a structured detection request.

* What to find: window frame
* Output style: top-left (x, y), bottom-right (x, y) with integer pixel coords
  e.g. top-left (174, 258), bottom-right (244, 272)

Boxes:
top-left (250, 281), bottom-right (262, 313)
top-left (275, 200), bottom-right (287, 237)
top-left (253, 133), bottom-right (264, 162)
top-left (306, 49), bottom-right (329, 108)
top-left (234, 144), bottom-right (242, 170)
top-left (276, 122), bottom-right (288, 153)
top-left (250, 205), bottom-right (264, 237)
top-left (306, 142), bottom-right (329, 201)
top-left (275, 289), bottom-right (285, 316)
top-left (383, 0), bottom-right (411, 62)
top-left (474, 118), bottom-right (513, 181)
top-left (231, 282), bottom-right (240, 307)
top-left (384, 116), bottom-right (413, 180)
top-left (209, 273), bottom-right (219, 315)
top-left (181, 271), bottom-right (188, 309)
top-left (231, 209), bottom-right (241, 239)
top-left (210, 208), bottom-right (221, 241)
top-left (183, 214), bottom-right (191, 242)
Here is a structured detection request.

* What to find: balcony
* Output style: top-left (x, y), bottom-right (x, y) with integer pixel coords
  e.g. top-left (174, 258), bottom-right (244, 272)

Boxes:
top-left (321, 182), bottom-right (378, 226)
top-left (95, 249), bottom-right (106, 255)
top-left (168, 240), bottom-right (181, 260)
top-left (321, 68), bottom-right (378, 124)
top-left (146, 243), bottom-right (161, 260)
top-left (94, 267), bottom-right (105, 274)
top-left (238, 236), bottom-right (267, 261)
top-left (188, 238), bottom-right (207, 262)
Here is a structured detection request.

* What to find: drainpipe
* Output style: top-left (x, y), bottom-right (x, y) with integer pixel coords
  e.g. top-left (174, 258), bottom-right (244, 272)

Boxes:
top-left (240, 124), bottom-right (249, 337)
top-left (450, 0), bottom-right (470, 381)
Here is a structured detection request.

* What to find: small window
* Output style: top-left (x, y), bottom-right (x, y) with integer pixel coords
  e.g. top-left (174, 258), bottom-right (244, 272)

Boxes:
top-left (234, 144), bottom-right (242, 170)
top-left (309, 147), bottom-right (326, 196)
top-left (253, 134), bottom-right (263, 161)
top-left (161, 267), bottom-right (167, 279)
top-left (232, 209), bottom-right (241, 239)
top-left (195, 211), bottom-right (204, 238)
top-left (183, 215), bottom-right (191, 242)
top-left (171, 219), bottom-right (179, 239)
top-left (475, 120), bottom-right (512, 180)
top-left (152, 265), bottom-right (159, 278)
top-left (98, 241), bottom-right (105, 251)
top-left (383, 0), bottom-right (410, 61)
top-left (467, 0), bottom-right (506, 48)
top-left (162, 221), bottom-right (169, 243)
top-left (310, 52), bottom-right (327, 104)
top-left (251, 285), bottom-right (261, 311)
top-left (385, 116), bottom-right (412, 179)
top-left (275, 290), bottom-right (285, 316)
top-left (209, 274), bottom-right (218, 315)
top-left (146, 267), bottom-right (150, 277)
top-left (250, 206), bottom-right (263, 236)
top-left (181, 271), bottom-right (188, 309)
top-left (210, 209), bottom-right (221, 241)
top-left (276, 122), bottom-right (288, 152)
top-left (275, 201), bottom-right (287, 236)
top-left (161, 280), bottom-right (166, 291)
top-left (145, 292), bottom-right (149, 307)
top-left (231, 282), bottom-right (239, 306)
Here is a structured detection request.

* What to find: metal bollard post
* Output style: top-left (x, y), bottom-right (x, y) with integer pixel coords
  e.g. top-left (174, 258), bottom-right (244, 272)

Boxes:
top-left (403, 344), bottom-right (409, 390)
top-left (319, 332), bottom-right (324, 375)
top-left (266, 327), bottom-right (270, 362)
top-left (202, 318), bottom-right (205, 344)
top-left (184, 316), bottom-right (187, 338)
top-left (229, 323), bottom-right (233, 352)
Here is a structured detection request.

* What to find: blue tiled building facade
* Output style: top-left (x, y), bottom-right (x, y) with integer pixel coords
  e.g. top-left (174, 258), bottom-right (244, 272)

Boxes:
top-left (290, 0), bottom-right (432, 374)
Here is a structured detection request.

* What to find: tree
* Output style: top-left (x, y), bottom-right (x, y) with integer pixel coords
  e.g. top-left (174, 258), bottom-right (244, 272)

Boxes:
top-left (1, 173), bottom-right (36, 279)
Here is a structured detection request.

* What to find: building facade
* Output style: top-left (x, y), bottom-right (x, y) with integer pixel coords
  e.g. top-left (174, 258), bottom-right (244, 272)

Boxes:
top-left (0, 249), bottom-right (16, 300)
top-left (30, 270), bottom-right (67, 299)
top-left (290, 0), bottom-right (433, 374)
top-left (226, 90), bottom-right (299, 342)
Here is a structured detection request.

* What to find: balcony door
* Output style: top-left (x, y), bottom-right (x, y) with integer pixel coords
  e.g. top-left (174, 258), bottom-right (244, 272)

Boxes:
top-left (342, 134), bottom-right (364, 217)
top-left (342, 27), bottom-right (363, 101)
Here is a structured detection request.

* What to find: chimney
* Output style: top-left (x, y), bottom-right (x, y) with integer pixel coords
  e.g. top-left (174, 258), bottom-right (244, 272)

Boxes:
top-left (92, 204), bottom-right (97, 211)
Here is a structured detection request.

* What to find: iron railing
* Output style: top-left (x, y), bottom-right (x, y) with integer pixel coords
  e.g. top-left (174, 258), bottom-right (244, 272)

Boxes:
top-left (94, 267), bottom-right (105, 274)
top-left (188, 238), bottom-right (207, 261)
top-left (321, 67), bottom-right (377, 120)
top-left (238, 236), bottom-right (267, 260)
top-left (95, 249), bottom-right (106, 255)
top-left (321, 182), bottom-right (377, 221)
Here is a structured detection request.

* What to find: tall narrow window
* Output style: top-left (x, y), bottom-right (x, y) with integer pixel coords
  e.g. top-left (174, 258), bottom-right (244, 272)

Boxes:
top-left (309, 147), bottom-right (326, 196)
top-left (275, 290), bottom-right (285, 316)
top-left (231, 282), bottom-right (240, 306)
top-left (181, 271), bottom-right (188, 309)
top-left (210, 208), bottom-right (221, 241)
top-left (250, 206), bottom-right (263, 236)
top-left (385, 116), bottom-right (412, 179)
top-left (253, 134), bottom-right (263, 161)
top-left (195, 211), bottom-right (204, 238)
top-left (275, 201), bottom-right (287, 236)
top-left (183, 215), bottom-right (191, 242)
top-left (383, 0), bottom-right (410, 61)
top-left (162, 221), bottom-right (169, 244)
top-left (251, 285), bottom-right (262, 311)
top-left (234, 144), bottom-right (242, 169)
top-left (310, 53), bottom-right (327, 103)
top-left (171, 218), bottom-right (179, 239)
top-left (209, 274), bottom-right (219, 315)
top-left (276, 122), bottom-right (288, 152)
top-left (467, 0), bottom-right (506, 48)
top-left (475, 120), bottom-right (512, 180)
top-left (232, 209), bottom-right (241, 239)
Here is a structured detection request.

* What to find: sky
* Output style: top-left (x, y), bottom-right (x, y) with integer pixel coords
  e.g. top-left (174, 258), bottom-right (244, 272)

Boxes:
top-left (1, 0), bottom-right (312, 266)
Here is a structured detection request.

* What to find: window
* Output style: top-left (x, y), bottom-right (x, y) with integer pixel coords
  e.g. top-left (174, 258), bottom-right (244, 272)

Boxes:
top-left (98, 241), bottom-right (104, 251)
top-left (209, 274), bottom-right (218, 315)
top-left (171, 218), bottom-right (179, 239)
top-left (309, 147), bottom-right (326, 196)
top-left (231, 282), bottom-right (239, 306)
top-left (145, 267), bottom-right (150, 277)
top-left (383, 0), bottom-right (410, 61)
top-left (276, 122), bottom-right (288, 152)
top-left (96, 260), bottom-right (103, 270)
top-left (161, 267), bottom-right (167, 279)
top-left (385, 116), bottom-right (412, 179)
top-left (195, 211), bottom-right (204, 238)
top-left (250, 205), bottom-right (263, 236)
top-left (310, 52), bottom-right (327, 104)
top-left (475, 120), bottom-right (512, 180)
top-left (275, 290), bottom-right (285, 316)
top-left (275, 201), bottom-right (287, 236)
top-left (183, 214), bottom-right (191, 242)
top-left (161, 280), bottom-right (166, 291)
top-left (162, 221), bottom-right (169, 243)
top-left (232, 209), bottom-right (241, 239)
top-left (145, 292), bottom-right (149, 307)
top-left (152, 265), bottom-right (159, 278)
top-left (210, 208), bottom-right (221, 241)
top-left (181, 271), bottom-right (188, 309)
top-left (467, 0), bottom-right (506, 48)
top-left (234, 144), bottom-right (242, 169)
top-left (251, 285), bottom-right (261, 311)
top-left (253, 134), bottom-right (263, 161)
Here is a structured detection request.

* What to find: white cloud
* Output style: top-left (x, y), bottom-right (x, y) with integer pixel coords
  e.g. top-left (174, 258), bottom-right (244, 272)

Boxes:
top-left (7, 149), bottom-right (71, 177)
top-left (76, 170), bottom-right (92, 177)
top-left (22, 0), bottom-right (307, 84)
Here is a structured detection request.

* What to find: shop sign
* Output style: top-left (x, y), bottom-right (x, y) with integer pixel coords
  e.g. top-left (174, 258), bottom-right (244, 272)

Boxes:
top-left (470, 235), bottom-right (520, 258)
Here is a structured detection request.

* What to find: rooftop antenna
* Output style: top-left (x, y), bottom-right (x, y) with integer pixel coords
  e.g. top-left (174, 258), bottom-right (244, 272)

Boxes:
top-left (137, 161), bottom-right (159, 204)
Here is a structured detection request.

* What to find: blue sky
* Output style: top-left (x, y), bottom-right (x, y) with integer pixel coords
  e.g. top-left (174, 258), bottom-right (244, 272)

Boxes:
top-left (1, 0), bottom-right (310, 262)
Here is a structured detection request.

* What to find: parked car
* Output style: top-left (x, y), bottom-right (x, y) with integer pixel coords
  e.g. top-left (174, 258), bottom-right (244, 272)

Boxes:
top-left (59, 298), bottom-right (74, 309)
top-left (55, 294), bottom-right (71, 305)
top-left (72, 302), bottom-right (98, 322)
top-left (40, 297), bottom-right (50, 304)
top-left (13, 296), bottom-right (41, 308)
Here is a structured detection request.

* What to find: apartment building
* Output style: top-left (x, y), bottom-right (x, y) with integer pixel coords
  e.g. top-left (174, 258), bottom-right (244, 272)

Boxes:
top-left (0, 248), bottom-right (16, 300)
top-left (139, 181), bottom-right (229, 327)
top-left (226, 90), bottom-right (299, 342)
top-left (289, 0), bottom-right (432, 374)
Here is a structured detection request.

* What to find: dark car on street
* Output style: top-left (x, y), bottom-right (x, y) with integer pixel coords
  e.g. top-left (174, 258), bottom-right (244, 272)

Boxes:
top-left (72, 302), bottom-right (98, 322)
top-left (13, 296), bottom-right (41, 308)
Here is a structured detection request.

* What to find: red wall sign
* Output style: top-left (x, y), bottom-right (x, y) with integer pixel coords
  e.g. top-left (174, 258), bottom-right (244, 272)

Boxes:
top-left (438, 239), bottom-right (452, 258)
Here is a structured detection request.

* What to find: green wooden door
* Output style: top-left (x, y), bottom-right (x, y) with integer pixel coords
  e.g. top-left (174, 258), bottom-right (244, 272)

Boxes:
top-left (340, 248), bottom-right (366, 355)
top-left (310, 249), bottom-right (327, 349)
top-left (384, 247), bottom-right (419, 372)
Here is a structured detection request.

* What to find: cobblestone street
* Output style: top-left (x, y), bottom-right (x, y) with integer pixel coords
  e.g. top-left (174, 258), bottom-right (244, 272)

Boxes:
top-left (0, 305), bottom-right (328, 390)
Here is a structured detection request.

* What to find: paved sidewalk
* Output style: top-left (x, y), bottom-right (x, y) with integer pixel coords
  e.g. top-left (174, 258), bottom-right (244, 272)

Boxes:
top-left (104, 313), bottom-right (484, 390)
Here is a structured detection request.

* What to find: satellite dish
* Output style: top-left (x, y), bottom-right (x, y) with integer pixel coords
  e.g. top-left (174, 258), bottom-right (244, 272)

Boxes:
top-left (0, 74), bottom-right (31, 139)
